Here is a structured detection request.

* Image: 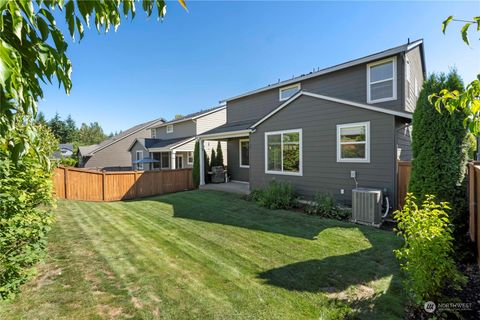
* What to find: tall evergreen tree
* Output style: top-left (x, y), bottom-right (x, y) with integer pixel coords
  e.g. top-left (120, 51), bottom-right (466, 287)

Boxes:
top-left (409, 70), bottom-right (471, 255)
top-left (193, 141), bottom-right (200, 187)
top-left (210, 149), bottom-right (217, 168)
top-left (216, 141), bottom-right (224, 168)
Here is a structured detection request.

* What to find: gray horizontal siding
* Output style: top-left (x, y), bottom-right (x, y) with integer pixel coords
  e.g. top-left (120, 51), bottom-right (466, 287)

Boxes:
top-left (196, 109), bottom-right (227, 134)
top-left (227, 138), bottom-right (249, 182)
top-left (249, 95), bottom-right (397, 207)
top-left (405, 46), bottom-right (424, 113)
top-left (84, 129), bottom-right (151, 170)
top-left (227, 53), bottom-right (406, 123)
top-left (396, 119), bottom-right (413, 161)
top-left (153, 120), bottom-right (196, 140)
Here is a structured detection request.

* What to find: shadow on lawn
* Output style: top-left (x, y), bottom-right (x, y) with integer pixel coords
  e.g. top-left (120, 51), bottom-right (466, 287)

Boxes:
top-left (257, 232), bottom-right (405, 319)
top-left (148, 191), bottom-right (405, 318)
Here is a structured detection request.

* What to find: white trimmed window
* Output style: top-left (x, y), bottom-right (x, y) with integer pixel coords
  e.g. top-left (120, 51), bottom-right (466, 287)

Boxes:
top-left (367, 57), bottom-right (397, 103)
top-left (161, 152), bottom-right (170, 169)
top-left (265, 129), bottom-right (302, 176)
top-left (337, 122), bottom-right (370, 163)
top-left (152, 128), bottom-right (157, 138)
top-left (239, 139), bottom-right (250, 168)
top-left (279, 83), bottom-right (301, 101)
top-left (166, 124), bottom-right (173, 133)
top-left (136, 150), bottom-right (144, 170)
top-left (187, 151), bottom-right (194, 165)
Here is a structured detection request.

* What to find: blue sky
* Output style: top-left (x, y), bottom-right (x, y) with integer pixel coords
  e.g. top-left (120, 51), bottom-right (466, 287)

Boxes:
top-left (40, 1), bottom-right (480, 134)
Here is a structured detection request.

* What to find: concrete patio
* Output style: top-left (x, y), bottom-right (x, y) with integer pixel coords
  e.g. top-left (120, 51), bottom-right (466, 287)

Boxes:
top-left (200, 181), bottom-right (250, 195)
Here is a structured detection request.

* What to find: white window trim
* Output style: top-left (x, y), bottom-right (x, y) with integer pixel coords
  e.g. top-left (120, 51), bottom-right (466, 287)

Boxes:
top-left (279, 83), bottom-right (301, 101)
top-left (166, 124), bottom-right (173, 133)
top-left (187, 151), bottom-right (194, 165)
top-left (264, 129), bottom-right (303, 176)
top-left (136, 150), bottom-right (144, 170)
top-left (239, 139), bottom-right (250, 168)
top-left (336, 121), bottom-right (370, 163)
top-left (152, 128), bottom-right (157, 139)
top-left (366, 57), bottom-right (397, 104)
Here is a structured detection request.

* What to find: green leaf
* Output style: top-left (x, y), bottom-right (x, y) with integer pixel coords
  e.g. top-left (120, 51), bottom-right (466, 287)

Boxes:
top-left (65, 0), bottom-right (75, 38)
top-left (461, 23), bottom-right (471, 45)
top-left (37, 17), bottom-right (50, 41)
top-left (442, 15), bottom-right (453, 34)
top-left (471, 100), bottom-right (480, 114)
top-left (0, 40), bottom-right (16, 86)
top-left (474, 16), bottom-right (480, 31)
top-left (76, 17), bottom-right (84, 40)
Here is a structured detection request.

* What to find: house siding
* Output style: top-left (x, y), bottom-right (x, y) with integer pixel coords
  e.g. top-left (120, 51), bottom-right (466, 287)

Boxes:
top-left (84, 129), bottom-right (151, 170)
top-left (130, 141), bottom-right (149, 170)
top-left (227, 53), bottom-right (406, 123)
top-left (405, 46), bottom-right (424, 113)
top-left (196, 109), bottom-right (227, 134)
top-left (152, 120), bottom-right (196, 140)
top-left (395, 119), bottom-right (413, 161)
top-left (227, 139), bottom-right (249, 182)
top-left (249, 95), bottom-right (397, 207)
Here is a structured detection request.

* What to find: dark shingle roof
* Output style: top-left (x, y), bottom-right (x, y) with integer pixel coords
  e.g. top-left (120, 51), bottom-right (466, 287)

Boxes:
top-left (131, 136), bottom-right (194, 151)
top-left (199, 119), bottom-right (257, 136)
top-left (81, 117), bottom-right (165, 156)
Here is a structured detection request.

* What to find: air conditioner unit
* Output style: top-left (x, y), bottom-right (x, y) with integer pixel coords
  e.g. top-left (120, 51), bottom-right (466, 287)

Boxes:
top-left (352, 188), bottom-right (383, 226)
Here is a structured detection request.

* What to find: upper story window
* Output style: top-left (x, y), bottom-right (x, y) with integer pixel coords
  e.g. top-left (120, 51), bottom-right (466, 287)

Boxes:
top-left (367, 57), bottom-right (397, 104)
top-left (151, 128), bottom-right (157, 138)
top-left (187, 151), bottom-right (194, 165)
top-left (166, 124), bottom-right (173, 134)
top-left (336, 122), bottom-right (370, 163)
top-left (279, 83), bottom-right (301, 101)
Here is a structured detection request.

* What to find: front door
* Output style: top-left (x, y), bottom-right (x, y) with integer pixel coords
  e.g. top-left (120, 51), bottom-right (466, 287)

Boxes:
top-left (175, 154), bottom-right (183, 169)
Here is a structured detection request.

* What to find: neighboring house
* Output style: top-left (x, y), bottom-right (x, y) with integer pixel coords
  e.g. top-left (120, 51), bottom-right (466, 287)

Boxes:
top-left (78, 118), bottom-right (165, 171)
top-left (198, 39), bottom-right (426, 208)
top-left (53, 143), bottom-right (74, 159)
top-left (128, 106), bottom-right (227, 170)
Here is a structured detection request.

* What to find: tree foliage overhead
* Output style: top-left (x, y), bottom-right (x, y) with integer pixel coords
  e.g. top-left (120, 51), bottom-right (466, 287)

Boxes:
top-left (431, 16), bottom-right (480, 135)
top-left (0, 0), bottom-right (186, 161)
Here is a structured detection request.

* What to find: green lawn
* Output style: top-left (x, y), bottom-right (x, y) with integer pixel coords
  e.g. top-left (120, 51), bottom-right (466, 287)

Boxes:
top-left (0, 190), bottom-right (405, 319)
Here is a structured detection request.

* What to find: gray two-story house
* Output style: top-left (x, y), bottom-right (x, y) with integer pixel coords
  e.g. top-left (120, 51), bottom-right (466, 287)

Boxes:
top-left (198, 39), bottom-right (425, 208)
top-left (128, 106), bottom-right (227, 170)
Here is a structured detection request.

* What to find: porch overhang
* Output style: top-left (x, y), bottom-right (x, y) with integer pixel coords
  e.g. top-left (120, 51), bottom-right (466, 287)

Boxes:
top-left (197, 129), bottom-right (252, 140)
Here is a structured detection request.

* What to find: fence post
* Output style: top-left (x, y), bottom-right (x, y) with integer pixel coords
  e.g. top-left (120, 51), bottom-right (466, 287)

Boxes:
top-left (134, 171), bottom-right (139, 198)
top-left (64, 167), bottom-right (69, 200)
top-left (102, 173), bottom-right (106, 201)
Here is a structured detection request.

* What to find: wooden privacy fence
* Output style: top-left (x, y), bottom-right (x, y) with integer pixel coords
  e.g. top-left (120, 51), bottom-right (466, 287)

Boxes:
top-left (397, 160), bottom-right (412, 209)
top-left (53, 167), bottom-right (194, 201)
top-left (468, 163), bottom-right (480, 266)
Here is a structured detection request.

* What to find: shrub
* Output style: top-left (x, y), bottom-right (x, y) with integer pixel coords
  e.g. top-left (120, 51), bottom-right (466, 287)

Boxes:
top-left (216, 141), bottom-right (224, 168)
top-left (0, 123), bottom-right (56, 300)
top-left (394, 194), bottom-right (467, 304)
top-left (250, 180), bottom-right (297, 209)
top-left (59, 157), bottom-right (77, 167)
top-left (305, 192), bottom-right (350, 220)
top-left (409, 70), bottom-right (470, 256)
top-left (210, 148), bottom-right (216, 168)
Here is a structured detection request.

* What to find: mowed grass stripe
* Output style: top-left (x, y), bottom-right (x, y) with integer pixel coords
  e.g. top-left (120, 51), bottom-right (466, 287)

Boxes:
top-left (0, 190), bottom-right (404, 320)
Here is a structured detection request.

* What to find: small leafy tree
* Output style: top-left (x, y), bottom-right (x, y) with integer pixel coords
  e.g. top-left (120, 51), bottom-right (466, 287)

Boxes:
top-left (394, 194), bottom-right (467, 304)
top-left (216, 141), bottom-right (224, 168)
top-left (77, 122), bottom-right (107, 145)
top-left (193, 141), bottom-right (200, 187)
top-left (210, 148), bottom-right (216, 168)
top-left (409, 71), bottom-right (470, 252)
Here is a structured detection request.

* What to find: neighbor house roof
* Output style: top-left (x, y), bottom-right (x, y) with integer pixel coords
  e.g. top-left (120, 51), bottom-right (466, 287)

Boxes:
top-left (59, 143), bottom-right (74, 151)
top-left (199, 91), bottom-right (413, 139)
top-left (222, 39), bottom-right (425, 103)
top-left (147, 105), bottom-right (226, 129)
top-left (79, 117), bottom-right (165, 156)
top-left (128, 136), bottom-right (195, 152)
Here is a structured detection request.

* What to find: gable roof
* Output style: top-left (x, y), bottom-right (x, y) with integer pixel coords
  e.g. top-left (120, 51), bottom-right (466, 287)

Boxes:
top-left (222, 39), bottom-right (424, 103)
top-left (148, 105), bottom-right (226, 129)
top-left (80, 117), bottom-right (165, 156)
top-left (251, 91), bottom-right (413, 129)
top-left (59, 143), bottom-right (73, 151)
top-left (78, 144), bottom-right (98, 156)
